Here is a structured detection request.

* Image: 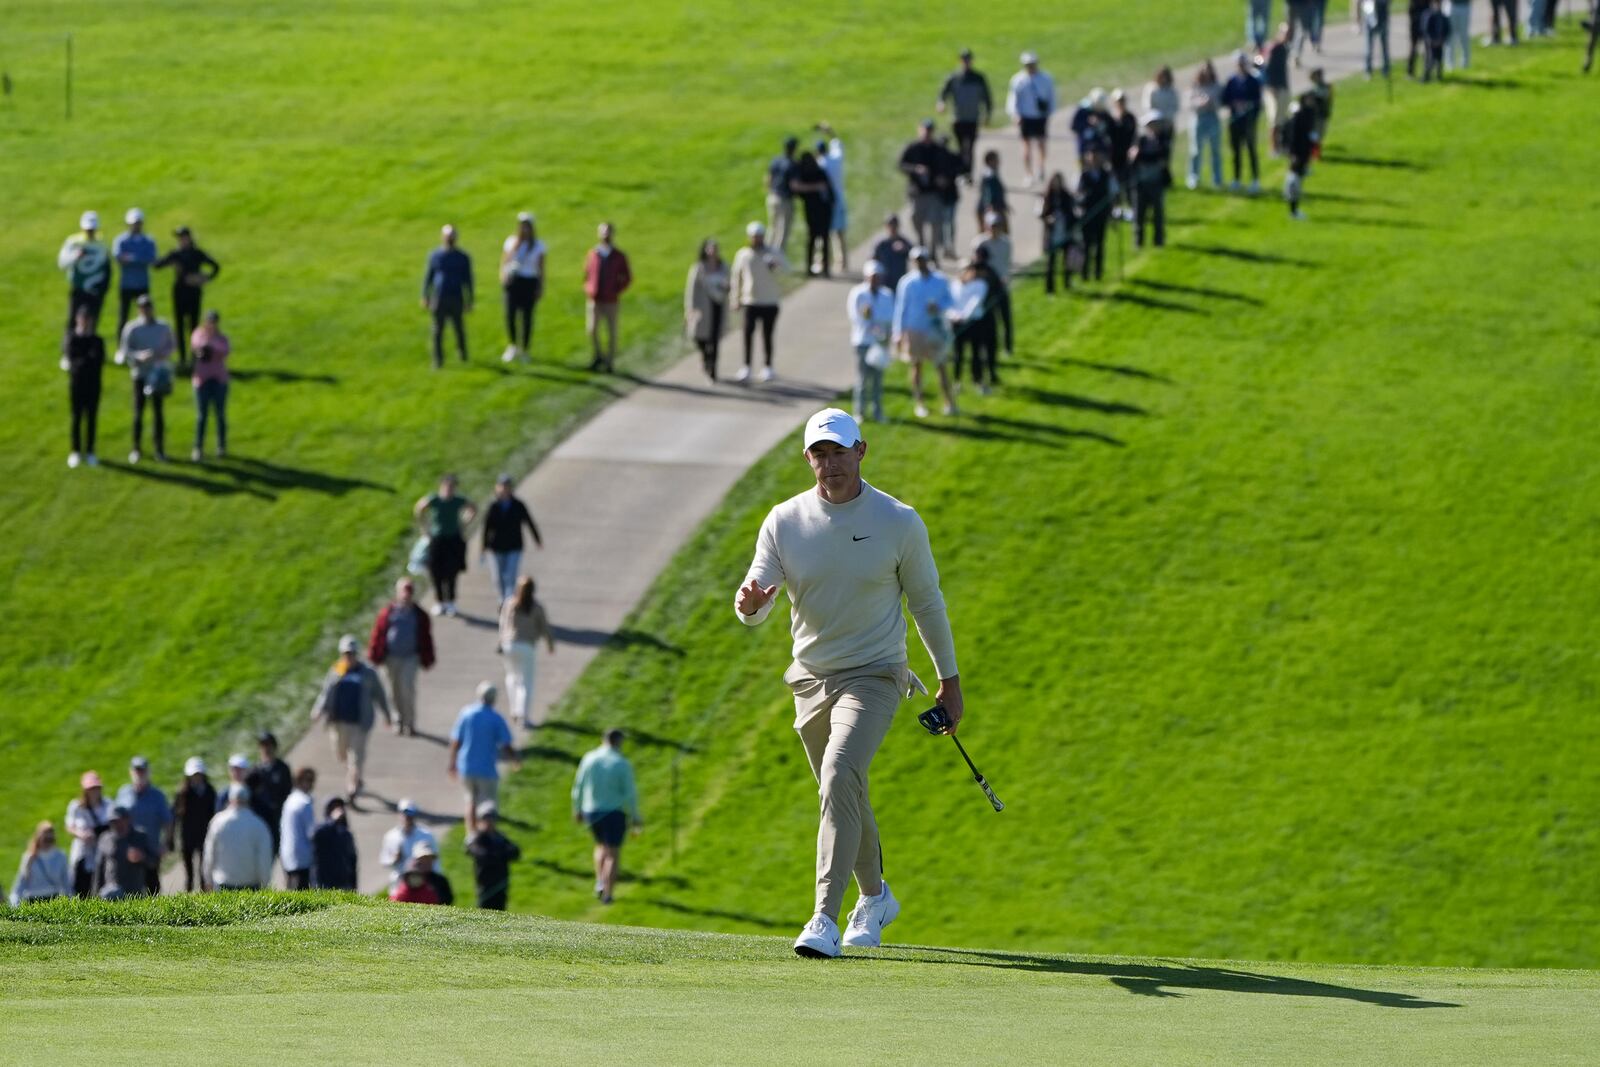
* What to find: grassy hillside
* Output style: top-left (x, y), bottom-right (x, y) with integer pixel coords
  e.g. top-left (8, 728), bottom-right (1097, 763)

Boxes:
top-left (446, 38), bottom-right (1600, 969)
top-left (3, 896), bottom-right (1596, 1066)
top-left (0, 2), bottom-right (1241, 873)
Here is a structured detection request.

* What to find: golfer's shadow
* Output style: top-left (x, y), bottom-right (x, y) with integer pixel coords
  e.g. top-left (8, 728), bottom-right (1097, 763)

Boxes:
top-left (875, 947), bottom-right (1461, 1009)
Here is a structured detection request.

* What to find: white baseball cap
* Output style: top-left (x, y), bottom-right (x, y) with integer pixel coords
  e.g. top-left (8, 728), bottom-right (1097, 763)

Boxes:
top-left (440, 223), bottom-right (456, 238)
top-left (1020, 50), bottom-right (1039, 65)
top-left (862, 259), bottom-right (885, 278)
top-left (80, 210), bottom-right (99, 230)
top-left (184, 756), bottom-right (207, 776)
top-left (398, 798), bottom-right (419, 815)
top-left (338, 634), bottom-right (360, 653)
top-left (516, 211), bottom-right (534, 223)
top-left (125, 207), bottom-right (144, 225)
top-left (803, 408), bottom-right (860, 450)
top-left (228, 753), bottom-right (250, 770)
top-left (746, 221), bottom-right (766, 238)
top-left (910, 244), bottom-right (931, 261)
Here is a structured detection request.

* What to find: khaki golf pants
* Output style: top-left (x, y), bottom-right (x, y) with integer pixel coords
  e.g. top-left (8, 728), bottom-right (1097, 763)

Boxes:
top-left (385, 655), bottom-right (420, 732)
top-left (787, 660), bottom-right (904, 921)
top-left (326, 721), bottom-right (369, 791)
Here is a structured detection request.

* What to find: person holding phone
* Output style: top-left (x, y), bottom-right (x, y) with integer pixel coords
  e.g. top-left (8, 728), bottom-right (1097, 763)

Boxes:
top-left (189, 309), bottom-right (231, 461)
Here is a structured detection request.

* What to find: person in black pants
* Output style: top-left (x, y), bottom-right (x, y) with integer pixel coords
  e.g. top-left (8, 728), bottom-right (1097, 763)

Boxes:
top-left (1129, 118), bottom-right (1169, 249)
top-left (154, 226), bottom-right (220, 373)
top-left (1407, 0), bottom-right (1430, 77)
top-left (1221, 53), bottom-right (1263, 190)
top-left (63, 305), bottom-right (104, 468)
top-left (423, 225), bottom-right (474, 368)
top-left (1107, 91), bottom-right (1139, 218)
top-left (1039, 172), bottom-right (1078, 293)
top-left (950, 261), bottom-right (998, 393)
top-left (499, 212), bottom-right (544, 361)
top-left (466, 804), bottom-right (521, 910)
top-left (1076, 145), bottom-right (1114, 282)
top-left (790, 150), bottom-right (835, 277)
top-left (1285, 93), bottom-right (1321, 219)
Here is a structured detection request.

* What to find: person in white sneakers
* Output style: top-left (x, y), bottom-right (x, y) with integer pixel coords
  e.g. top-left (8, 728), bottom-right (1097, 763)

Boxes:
top-left (734, 408), bottom-right (963, 958)
top-left (728, 221), bottom-right (786, 384)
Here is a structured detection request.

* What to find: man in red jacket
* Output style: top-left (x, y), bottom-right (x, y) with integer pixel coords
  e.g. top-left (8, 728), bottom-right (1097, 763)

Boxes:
top-left (367, 577), bottom-right (437, 737)
top-left (582, 222), bottom-right (632, 373)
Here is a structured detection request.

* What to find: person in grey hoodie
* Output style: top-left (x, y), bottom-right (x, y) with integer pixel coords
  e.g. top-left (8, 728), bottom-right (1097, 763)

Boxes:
top-left (311, 635), bottom-right (393, 799)
top-left (116, 294), bottom-right (175, 464)
top-left (204, 785), bottom-right (274, 890)
top-left (936, 48), bottom-right (993, 179)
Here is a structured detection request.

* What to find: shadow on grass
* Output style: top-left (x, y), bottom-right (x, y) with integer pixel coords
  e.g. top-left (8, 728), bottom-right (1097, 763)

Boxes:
top-left (538, 720), bottom-right (697, 754)
top-left (230, 368), bottom-right (340, 385)
top-left (101, 459), bottom-right (277, 501)
top-left (1130, 278), bottom-right (1265, 307)
top-left (909, 416), bottom-right (1125, 450)
top-left (526, 856), bottom-right (690, 890)
top-left (214, 456), bottom-right (394, 496)
top-left (881, 947), bottom-right (1462, 1009)
top-left (1171, 242), bottom-right (1319, 268)
top-left (551, 626), bottom-right (685, 656)
top-left (1076, 288), bottom-right (1209, 316)
top-left (1319, 151), bottom-right (1427, 171)
top-left (1008, 385), bottom-right (1149, 416)
top-left (1309, 213), bottom-right (1429, 230)
top-left (645, 897), bottom-right (790, 931)
top-left (1446, 76), bottom-right (1528, 89)
top-left (1059, 357), bottom-right (1175, 385)
top-left (518, 743), bottom-right (580, 765)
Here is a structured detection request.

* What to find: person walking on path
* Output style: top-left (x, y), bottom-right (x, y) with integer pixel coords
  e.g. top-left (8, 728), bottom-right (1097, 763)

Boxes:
top-left (310, 797), bottom-right (358, 890)
top-left (685, 238), bottom-right (730, 382)
top-left (899, 120), bottom-right (947, 260)
top-left (1407, 0), bottom-right (1431, 76)
top-left (1248, 0), bottom-right (1275, 47)
top-left (93, 805), bottom-right (157, 900)
top-left (379, 799), bottom-right (436, 887)
top-left (583, 222), bottom-right (632, 373)
top-left (1364, 0), bottom-right (1394, 77)
top-left (422, 224), bottom-right (473, 369)
top-left (934, 134), bottom-right (964, 265)
top-left (66, 772), bottom-right (112, 898)
top-left (948, 260), bottom-right (996, 395)
top-left (499, 212), bottom-right (545, 362)
top-left (500, 576), bottom-right (556, 730)
top-left (216, 753), bottom-right (251, 814)
top-left (62, 305), bottom-right (104, 470)
top-left (1223, 53), bottom-right (1264, 192)
top-left (481, 473), bottom-right (543, 605)
top-left (1077, 145), bottom-right (1116, 283)
top-left (466, 802), bottom-right (521, 910)
top-left (974, 150), bottom-right (1009, 231)
top-left (116, 294), bottom-right (175, 464)
top-left (871, 215), bottom-right (913, 291)
top-left (1187, 62), bottom-right (1225, 190)
top-left (10, 823), bottom-right (71, 906)
top-left (733, 407), bottom-right (962, 958)
top-left (1445, 0), bottom-right (1473, 70)
top-left (311, 634), bottom-right (393, 799)
top-left (250, 731), bottom-right (294, 859)
top-left (816, 124), bottom-right (850, 273)
top-left (171, 757), bottom-right (216, 891)
top-left (154, 226), bottom-right (220, 372)
top-left (1040, 172), bottom-right (1080, 294)
top-left (790, 149), bottom-right (836, 278)
top-left (937, 48), bottom-right (993, 180)
top-left (113, 208), bottom-right (158, 336)
top-left (1006, 51), bottom-right (1056, 186)
top-left (189, 309), bottom-right (231, 462)
top-left (1422, 1), bottom-right (1451, 80)
top-left (1107, 91), bottom-right (1139, 217)
top-left (1262, 24), bottom-right (1294, 154)
top-left (368, 577), bottom-right (436, 738)
top-left (57, 210), bottom-right (111, 342)
top-left (571, 728), bottom-right (641, 906)
top-left (279, 767), bottom-right (317, 889)
top-left (1130, 118), bottom-right (1171, 249)
top-left (847, 260), bottom-right (895, 425)
top-left (448, 682), bottom-right (521, 830)
top-left (113, 756), bottom-right (171, 895)
top-left (729, 222), bottom-right (786, 384)
top-left (971, 221), bottom-right (1014, 357)
top-left (765, 137), bottom-right (799, 255)
top-left (893, 247), bottom-right (957, 419)
top-left (415, 473), bottom-right (477, 616)
top-left (205, 785), bottom-right (274, 891)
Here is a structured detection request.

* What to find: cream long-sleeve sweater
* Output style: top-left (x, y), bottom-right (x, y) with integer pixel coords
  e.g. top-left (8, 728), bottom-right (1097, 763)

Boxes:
top-left (736, 480), bottom-right (957, 679)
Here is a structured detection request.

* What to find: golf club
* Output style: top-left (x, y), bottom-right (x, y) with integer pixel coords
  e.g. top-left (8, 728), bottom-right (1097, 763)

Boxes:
top-left (917, 705), bottom-right (1004, 813)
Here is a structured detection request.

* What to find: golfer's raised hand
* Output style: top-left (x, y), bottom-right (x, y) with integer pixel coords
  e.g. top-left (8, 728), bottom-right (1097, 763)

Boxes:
top-left (737, 578), bottom-right (779, 616)
top-left (935, 675), bottom-right (964, 734)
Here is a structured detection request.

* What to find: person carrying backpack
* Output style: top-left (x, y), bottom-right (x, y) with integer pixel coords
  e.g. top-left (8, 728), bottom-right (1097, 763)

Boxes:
top-left (311, 635), bottom-right (392, 800)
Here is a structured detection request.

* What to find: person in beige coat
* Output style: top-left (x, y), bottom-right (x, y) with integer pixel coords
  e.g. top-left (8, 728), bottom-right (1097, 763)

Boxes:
top-left (684, 238), bottom-right (730, 382)
top-left (499, 576), bottom-right (556, 729)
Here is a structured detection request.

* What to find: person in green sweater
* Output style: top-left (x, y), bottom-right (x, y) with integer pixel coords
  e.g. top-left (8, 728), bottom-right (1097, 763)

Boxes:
top-left (413, 474), bottom-right (477, 616)
top-left (571, 729), bottom-right (641, 905)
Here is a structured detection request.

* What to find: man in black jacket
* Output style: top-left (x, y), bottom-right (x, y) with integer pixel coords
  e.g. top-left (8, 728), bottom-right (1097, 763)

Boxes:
top-left (466, 803), bottom-right (522, 910)
top-left (154, 225), bottom-right (220, 372)
top-left (1285, 93), bottom-right (1321, 219)
top-left (936, 49), bottom-right (992, 179)
top-left (310, 798), bottom-right (359, 890)
top-left (481, 474), bottom-right (544, 604)
top-left (249, 731), bottom-right (294, 859)
top-left (94, 806), bottom-right (157, 900)
top-left (170, 757), bottom-right (218, 891)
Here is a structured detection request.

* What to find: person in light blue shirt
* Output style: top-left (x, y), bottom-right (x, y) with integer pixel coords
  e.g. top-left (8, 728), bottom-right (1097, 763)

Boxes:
top-left (846, 260), bottom-right (895, 424)
top-left (448, 682), bottom-right (518, 829)
top-left (113, 756), bottom-right (171, 895)
top-left (892, 247), bottom-right (957, 419)
top-left (571, 728), bottom-right (641, 904)
top-left (113, 207), bottom-right (159, 334)
top-left (278, 767), bottom-right (318, 890)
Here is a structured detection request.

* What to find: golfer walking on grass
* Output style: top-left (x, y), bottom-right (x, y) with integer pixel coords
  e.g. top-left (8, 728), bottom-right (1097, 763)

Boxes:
top-left (735, 408), bottom-right (961, 958)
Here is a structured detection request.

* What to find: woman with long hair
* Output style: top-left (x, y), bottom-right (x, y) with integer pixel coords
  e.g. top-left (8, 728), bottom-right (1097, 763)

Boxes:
top-left (65, 771), bottom-right (111, 898)
top-left (1187, 61), bottom-right (1224, 190)
top-left (499, 212), bottom-right (546, 362)
top-left (1039, 172), bottom-right (1079, 294)
top-left (684, 238), bottom-right (730, 382)
top-left (499, 575), bottom-right (556, 730)
top-left (413, 474), bottom-right (477, 617)
top-left (10, 821), bottom-right (72, 905)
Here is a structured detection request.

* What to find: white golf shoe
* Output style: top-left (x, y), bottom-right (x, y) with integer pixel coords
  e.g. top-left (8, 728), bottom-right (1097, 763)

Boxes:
top-left (841, 881), bottom-right (900, 949)
top-left (793, 913), bottom-right (842, 959)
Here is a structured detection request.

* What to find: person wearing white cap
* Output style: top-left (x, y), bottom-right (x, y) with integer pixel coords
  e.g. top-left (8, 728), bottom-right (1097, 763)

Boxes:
top-left (499, 212), bottom-right (545, 362)
top-left (215, 752), bottom-right (253, 814)
top-left (422, 224), bottom-right (473, 368)
top-left (891, 247), bottom-right (957, 418)
top-left (311, 634), bottom-right (393, 798)
top-left (172, 757), bottom-right (217, 891)
top-left (113, 208), bottom-right (159, 336)
top-left (846, 261), bottom-right (894, 424)
top-left (116, 293), bottom-right (175, 464)
top-left (1005, 51), bottom-right (1056, 185)
top-left (735, 407), bottom-right (962, 958)
top-left (379, 797), bottom-right (437, 887)
top-left (203, 784), bottom-right (274, 891)
top-left (729, 221), bottom-right (786, 383)
top-left (57, 210), bottom-right (111, 343)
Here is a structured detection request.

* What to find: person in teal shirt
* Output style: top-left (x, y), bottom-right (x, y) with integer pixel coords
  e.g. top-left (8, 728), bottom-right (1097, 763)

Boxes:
top-left (571, 729), bottom-right (641, 904)
top-left (413, 473), bottom-right (477, 616)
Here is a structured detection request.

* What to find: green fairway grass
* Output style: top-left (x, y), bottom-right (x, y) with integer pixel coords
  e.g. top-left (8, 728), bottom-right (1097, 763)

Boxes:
top-left (0, 3), bottom-right (1244, 877)
top-left (3, 897), bottom-right (1596, 1066)
top-left (446, 38), bottom-right (1600, 969)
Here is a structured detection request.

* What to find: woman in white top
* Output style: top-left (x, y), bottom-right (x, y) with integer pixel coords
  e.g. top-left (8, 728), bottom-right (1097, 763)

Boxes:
top-left (947, 261), bottom-right (995, 395)
top-left (500, 212), bottom-right (546, 362)
top-left (499, 575), bottom-right (556, 729)
top-left (684, 238), bottom-right (731, 382)
top-left (1143, 65), bottom-right (1180, 158)
top-left (845, 260), bottom-right (895, 423)
top-left (65, 770), bottom-right (112, 897)
top-left (10, 821), bottom-right (72, 906)
top-left (816, 125), bottom-right (849, 273)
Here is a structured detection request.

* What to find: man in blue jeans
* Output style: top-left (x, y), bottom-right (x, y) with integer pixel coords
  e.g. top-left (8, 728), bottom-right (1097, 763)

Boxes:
top-left (447, 682), bottom-right (519, 830)
top-left (571, 729), bottom-right (641, 904)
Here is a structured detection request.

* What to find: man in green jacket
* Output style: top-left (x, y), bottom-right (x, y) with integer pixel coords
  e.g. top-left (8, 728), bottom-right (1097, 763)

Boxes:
top-left (571, 729), bottom-right (641, 905)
